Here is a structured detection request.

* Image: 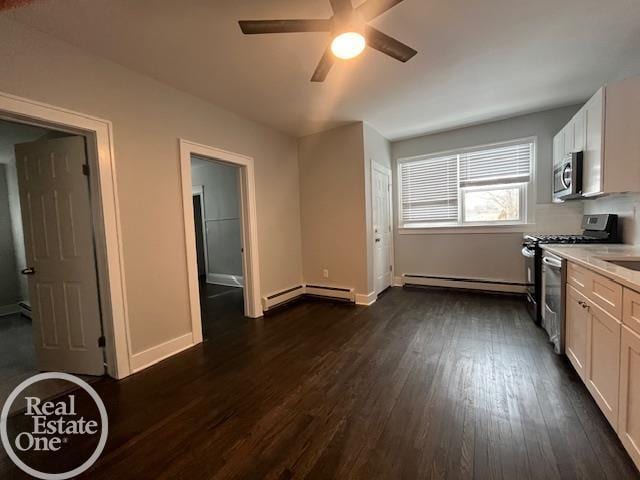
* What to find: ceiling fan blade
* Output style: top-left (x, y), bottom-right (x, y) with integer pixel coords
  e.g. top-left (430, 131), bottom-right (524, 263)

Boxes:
top-left (365, 26), bottom-right (417, 62)
top-left (311, 48), bottom-right (334, 82)
top-left (239, 19), bottom-right (332, 35)
top-left (357, 0), bottom-right (405, 21)
top-left (329, 0), bottom-right (353, 15)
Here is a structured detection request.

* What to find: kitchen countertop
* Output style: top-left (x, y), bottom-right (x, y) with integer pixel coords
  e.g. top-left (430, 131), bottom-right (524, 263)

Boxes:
top-left (541, 244), bottom-right (640, 292)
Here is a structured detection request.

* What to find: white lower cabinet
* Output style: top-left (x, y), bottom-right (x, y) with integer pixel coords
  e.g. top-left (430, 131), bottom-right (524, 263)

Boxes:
top-left (619, 325), bottom-right (640, 468)
top-left (585, 302), bottom-right (621, 430)
top-left (566, 284), bottom-right (589, 379)
top-left (565, 261), bottom-right (640, 470)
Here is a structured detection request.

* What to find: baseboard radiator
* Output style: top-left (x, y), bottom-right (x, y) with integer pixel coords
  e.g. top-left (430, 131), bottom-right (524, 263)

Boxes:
top-left (402, 274), bottom-right (528, 294)
top-left (262, 284), bottom-right (355, 311)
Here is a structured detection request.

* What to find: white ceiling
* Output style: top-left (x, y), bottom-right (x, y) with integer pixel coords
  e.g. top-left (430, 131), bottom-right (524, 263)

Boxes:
top-left (6, 0), bottom-right (640, 140)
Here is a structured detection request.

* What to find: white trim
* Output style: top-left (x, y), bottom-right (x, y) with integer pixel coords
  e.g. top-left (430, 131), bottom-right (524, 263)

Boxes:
top-left (129, 333), bottom-right (194, 374)
top-left (392, 276), bottom-right (404, 287)
top-left (262, 285), bottom-right (305, 311)
top-left (191, 185), bottom-right (210, 276)
top-left (206, 273), bottom-right (244, 287)
top-left (403, 275), bottom-right (526, 294)
top-left (179, 139), bottom-right (263, 346)
top-left (355, 291), bottom-right (377, 306)
top-left (0, 304), bottom-right (20, 317)
top-left (305, 285), bottom-right (355, 302)
top-left (0, 91), bottom-right (131, 379)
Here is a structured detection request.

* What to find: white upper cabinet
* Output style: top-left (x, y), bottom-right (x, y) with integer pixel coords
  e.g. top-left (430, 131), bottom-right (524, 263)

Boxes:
top-left (583, 89), bottom-right (604, 196)
top-left (552, 75), bottom-right (640, 198)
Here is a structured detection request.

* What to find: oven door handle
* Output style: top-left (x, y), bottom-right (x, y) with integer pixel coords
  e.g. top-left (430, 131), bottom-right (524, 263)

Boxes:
top-left (521, 247), bottom-right (536, 258)
top-left (542, 256), bottom-right (563, 268)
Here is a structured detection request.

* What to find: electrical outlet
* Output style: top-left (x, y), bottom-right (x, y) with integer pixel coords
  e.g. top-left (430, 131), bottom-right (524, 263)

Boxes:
top-left (322, 269), bottom-right (329, 279)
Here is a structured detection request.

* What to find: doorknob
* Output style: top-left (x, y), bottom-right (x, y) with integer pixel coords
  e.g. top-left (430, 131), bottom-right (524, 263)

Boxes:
top-left (21, 267), bottom-right (36, 275)
top-left (375, 238), bottom-right (381, 243)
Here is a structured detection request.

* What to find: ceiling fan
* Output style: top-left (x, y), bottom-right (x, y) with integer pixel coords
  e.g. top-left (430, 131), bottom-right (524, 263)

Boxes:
top-left (239, 0), bottom-right (417, 82)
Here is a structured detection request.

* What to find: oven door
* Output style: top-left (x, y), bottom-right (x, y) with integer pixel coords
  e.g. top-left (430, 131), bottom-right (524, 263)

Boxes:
top-left (522, 245), bottom-right (537, 322)
top-left (541, 252), bottom-right (566, 354)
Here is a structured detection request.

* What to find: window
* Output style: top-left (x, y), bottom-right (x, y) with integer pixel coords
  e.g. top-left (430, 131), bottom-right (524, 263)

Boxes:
top-left (398, 139), bottom-right (535, 228)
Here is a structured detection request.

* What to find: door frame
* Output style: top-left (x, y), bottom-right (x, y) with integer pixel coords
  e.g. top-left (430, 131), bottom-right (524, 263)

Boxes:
top-left (179, 139), bottom-right (262, 342)
top-left (0, 90), bottom-right (132, 379)
top-left (372, 160), bottom-right (395, 294)
top-left (191, 185), bottom-right (210, 276)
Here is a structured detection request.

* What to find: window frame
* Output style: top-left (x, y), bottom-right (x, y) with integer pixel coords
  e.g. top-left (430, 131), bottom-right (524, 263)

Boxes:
top-left (396, 137), bottom-right (537, 232)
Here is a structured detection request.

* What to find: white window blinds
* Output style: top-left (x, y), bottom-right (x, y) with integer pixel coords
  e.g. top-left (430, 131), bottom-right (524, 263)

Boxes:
top-left (459, 142), bottom-right (533, 187)
top-left (399, 154), bottom-right (458, 224)
top-left (398, 139), bottom-right (534, 227)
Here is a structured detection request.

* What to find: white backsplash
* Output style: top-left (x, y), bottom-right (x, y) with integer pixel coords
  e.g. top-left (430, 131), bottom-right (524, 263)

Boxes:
top-left (531, 202), bottom-right (585, 234)
top-left (583, 193), bottom-right (640, 244)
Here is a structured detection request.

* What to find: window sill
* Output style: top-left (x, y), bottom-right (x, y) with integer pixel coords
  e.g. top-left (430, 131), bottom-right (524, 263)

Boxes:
top-left (398, 223), bottom-right (536, 235)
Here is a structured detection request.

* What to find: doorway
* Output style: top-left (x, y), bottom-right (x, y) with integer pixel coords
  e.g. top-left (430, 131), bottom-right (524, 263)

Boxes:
top-left (191, 156), bottom-right (245, 339)
top-left (180, 140), bottom-right (262, 344)
top-left (372, 162), bottom-right (393, 295)
top-left (0, 91), bottom-right (130, 382)
top-left (0, 118), bottom-right (105, 409)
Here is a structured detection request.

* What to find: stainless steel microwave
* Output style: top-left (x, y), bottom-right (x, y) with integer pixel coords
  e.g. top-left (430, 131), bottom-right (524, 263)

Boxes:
top-left (553, 152), bottom-right (583, 201)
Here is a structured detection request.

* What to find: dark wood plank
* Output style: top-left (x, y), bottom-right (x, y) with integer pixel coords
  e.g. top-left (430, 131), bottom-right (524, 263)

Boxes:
top-left (1, 287), bottom-right (638, 479)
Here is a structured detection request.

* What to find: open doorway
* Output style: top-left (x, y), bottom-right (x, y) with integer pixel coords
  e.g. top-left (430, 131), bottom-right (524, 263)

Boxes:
top-left (0, 118), bottom-right (106, 408)
top-left (180, 139), bottom-right (263, 345)
top-left (191, 156), bottom-right (245, 338)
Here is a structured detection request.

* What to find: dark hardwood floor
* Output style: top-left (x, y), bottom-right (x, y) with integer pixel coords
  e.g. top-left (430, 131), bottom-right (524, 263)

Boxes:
top-left (1, 287), bottom-right (638, 479)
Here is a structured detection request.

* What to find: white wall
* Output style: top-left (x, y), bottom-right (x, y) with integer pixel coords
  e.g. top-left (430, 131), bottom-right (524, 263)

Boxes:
top-left (191, 158), bottom-right (243, 281)
top-left (0, 19), bottom-right (303, 354)
top-left (391, 106), bottom-right (585, 284)
top-left (298, 123), bottom-right (369, 295)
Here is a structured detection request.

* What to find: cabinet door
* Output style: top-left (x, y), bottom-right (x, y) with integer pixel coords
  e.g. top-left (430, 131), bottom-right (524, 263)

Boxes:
top-left (553, 130), bottom-right (564, 168)
top-left (564, 121), bottom-right (575, 154)
top-left (566, 285), bottom-right (589, 379)
top-left (586, 301), bottom-right (621, 429)
top-left (573, 109), bottom-right (586, 152)
top-left (619, 325), bottom-right (640, 469)
top-left (583, 89), bottom-right (604, 195)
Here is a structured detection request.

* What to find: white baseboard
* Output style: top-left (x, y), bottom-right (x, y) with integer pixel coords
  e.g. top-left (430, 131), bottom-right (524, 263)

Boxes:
top-left (206, 273), bottom-right (244, 288)
top-left (355, 291), bottom-right (377, 306)
top-left (0, 304), bottom-right (20, 317)
top-left (402, 274), bottom-right (527, 294)
top-left (130, 332), bottom-right (196, 373)
top-left (262, 285), bottom-right (305, 311)
top-left (392, 276), bottom-right (404, 287)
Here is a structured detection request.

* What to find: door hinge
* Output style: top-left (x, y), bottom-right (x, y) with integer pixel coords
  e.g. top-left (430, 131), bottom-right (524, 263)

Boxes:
top-left (82, 164), bottom-right (90, 176)
top-left (98, 336), bottom-right (106, 348)
top-left (389, 265), bottom-right (393, 272)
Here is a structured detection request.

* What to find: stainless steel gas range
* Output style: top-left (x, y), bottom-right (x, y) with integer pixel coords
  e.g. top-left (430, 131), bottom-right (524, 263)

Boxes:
top-left (521, 214), bottom-right (619, 325)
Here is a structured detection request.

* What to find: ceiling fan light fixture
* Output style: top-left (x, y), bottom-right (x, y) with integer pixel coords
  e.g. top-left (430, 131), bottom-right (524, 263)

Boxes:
top-left (330, 31), bottom-right (366, 59)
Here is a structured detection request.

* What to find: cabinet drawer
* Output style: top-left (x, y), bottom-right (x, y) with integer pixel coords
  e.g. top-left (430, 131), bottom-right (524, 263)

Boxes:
top-left (567, 262), bottom-right (589, 293)
top-left (624, 288), bottom-right (640, 336)
top-left (587, 270), bottom-right (623, 319)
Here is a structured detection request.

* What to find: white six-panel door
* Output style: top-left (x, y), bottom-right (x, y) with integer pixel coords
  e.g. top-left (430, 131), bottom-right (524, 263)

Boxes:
top-left (373, 165), bottom-right (393, 295)
top-left (15, 136), bottom-right (104, 376)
